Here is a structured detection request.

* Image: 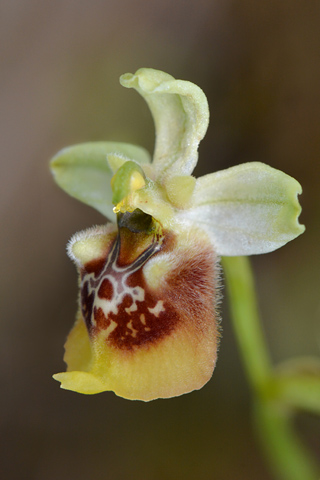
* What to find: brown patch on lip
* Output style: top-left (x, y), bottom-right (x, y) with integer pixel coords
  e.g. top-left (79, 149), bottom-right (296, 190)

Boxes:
top-left (84, 256), bottom-right (108, 276)
top-left (79, 224), bottom-right (219, 354)
top-left (105, 268), bottom-right (179, 350)
top-left (80, 228), bottom-right (179, 350)
top-left (166, 245), bottom-right (216, 319)
top-left (93, 306), bottom-right (111, 329)
top-left (98, 278), bottom-right (114, 301)
top-left (80, 280), bottom-right (95, 330)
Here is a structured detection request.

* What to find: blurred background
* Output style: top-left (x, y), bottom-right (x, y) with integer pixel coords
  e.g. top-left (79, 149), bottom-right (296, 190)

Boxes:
top-left (1, 1), bottom-right (319, 479)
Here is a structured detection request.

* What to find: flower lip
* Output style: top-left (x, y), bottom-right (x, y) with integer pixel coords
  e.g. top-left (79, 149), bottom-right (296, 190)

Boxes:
top-left (54, 219), bottom-right (220, 400)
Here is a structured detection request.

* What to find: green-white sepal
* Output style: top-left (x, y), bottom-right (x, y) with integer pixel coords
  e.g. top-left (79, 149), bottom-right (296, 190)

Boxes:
top-left (120, 68), bottom-right (209, 182)
top-left (50, 142), bottom-right (150, 219)
top-left (183, 162), bottom-right (305, 256)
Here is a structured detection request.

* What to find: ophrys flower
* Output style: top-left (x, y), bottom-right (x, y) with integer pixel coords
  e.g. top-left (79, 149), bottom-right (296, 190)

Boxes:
top-left (50, 68), bottom-right (304, 401)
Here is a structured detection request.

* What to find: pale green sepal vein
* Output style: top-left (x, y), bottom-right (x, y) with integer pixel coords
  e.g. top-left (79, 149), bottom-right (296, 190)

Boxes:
top-left (185, 162), bottom-right (305, 256)
top-left (50, 142), bottom-right (150, 220)
top-left (120, 68), bottom-right (209, 181)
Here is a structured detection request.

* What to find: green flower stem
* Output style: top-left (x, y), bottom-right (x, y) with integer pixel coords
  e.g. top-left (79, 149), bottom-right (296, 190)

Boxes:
top-left (254, 400), bottom-right (319, 480)
top-left (221, 256), bottom-right (272, 395)
top-left (222, 256), bottom-right (319, 480)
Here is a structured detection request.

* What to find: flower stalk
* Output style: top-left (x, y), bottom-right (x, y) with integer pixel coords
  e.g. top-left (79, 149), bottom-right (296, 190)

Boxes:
top-left (222, 256), bottom-right (320, 480)
top-left (222, 256), bottom-right (272, 394)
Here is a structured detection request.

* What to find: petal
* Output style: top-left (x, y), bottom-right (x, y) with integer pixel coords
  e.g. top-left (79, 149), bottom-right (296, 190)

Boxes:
top-left (120, 68), bottom-right (209, 181)
top-left (54, 218), bottom-right (220, 401)
top-left (50, 142), bottom-right (151, 219)
top-left (165, 175), bottom-right (196, 209)
top-left (183, 162), bottom-right (305, 256)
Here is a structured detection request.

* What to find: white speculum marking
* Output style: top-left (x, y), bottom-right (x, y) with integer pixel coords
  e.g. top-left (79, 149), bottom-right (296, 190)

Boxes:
top-left (82, 238), bottom-right (165, 335)
top-left (103, 319), bottom-right (118, 338)
top-left (148, 300), bottom-right (165, 318)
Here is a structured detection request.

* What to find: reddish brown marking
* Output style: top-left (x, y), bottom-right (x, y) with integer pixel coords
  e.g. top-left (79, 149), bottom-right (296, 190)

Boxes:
top-left (104, 268), bottom-right (179, 350)
top-left (83, 231), bottom-right (180, 350)
top-left (98, 278), bottom-right (114, 301)
top-left (166, 246), bottom-right (216, 318)
top-left (80, 225), bottom-right (219, 352)
top-left (83, 257), bottom-right (106, 275)
top-left (81, 281), bottom-right (95, 330)
top-left (93, 307), bottom-right (110, 329)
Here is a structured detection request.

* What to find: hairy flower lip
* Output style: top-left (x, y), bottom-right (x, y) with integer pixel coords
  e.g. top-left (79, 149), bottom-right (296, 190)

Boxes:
top-left (55, 220), bottom-right (220, 400)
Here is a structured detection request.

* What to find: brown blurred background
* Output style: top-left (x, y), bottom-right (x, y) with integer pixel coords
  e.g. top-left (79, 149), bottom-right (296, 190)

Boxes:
top-left (1, 1), bottom-right (319, 479)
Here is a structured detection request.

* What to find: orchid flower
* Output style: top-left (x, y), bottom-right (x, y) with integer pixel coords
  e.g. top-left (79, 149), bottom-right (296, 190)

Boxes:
top-left (50, 68), bottom-right (304, 401)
